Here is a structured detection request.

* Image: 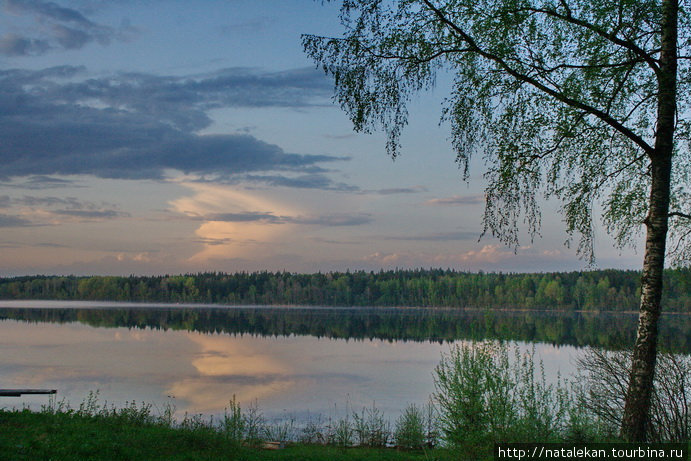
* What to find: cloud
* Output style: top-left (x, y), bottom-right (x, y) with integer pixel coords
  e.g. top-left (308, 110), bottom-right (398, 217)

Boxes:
top-left (1, 0), bottom-right (136, 57)
top-left (243, 174), bottom-right (358, 191)
top-left (52, 209), bottom-right (129, 219)
top-left (360, 244), bottom-right (581, 272)
top-left (383, 231), bottom-right (478, 241)
top-left (1, 195), bottom-right (129, 223)
top-left (362, 245), bottom-right (512, 268)
top-left (0, 33), bottom-right (49, 56)
top-left (2, 175), bottom-right (81, 190)
top-left (0, 214), bottom-right (34, 227)
top-left (289, 213), bottom-right (373, 226)
top-left (425, 194), bottom-right (485, 206)
top-left (372, 185), bottom-right (428, 195)
top-left (0, 66), bottom-right (344, 185)
top-left (204, 212), bottom-right (280, 223)
top-left (200, 211), bottom-right (373, 227)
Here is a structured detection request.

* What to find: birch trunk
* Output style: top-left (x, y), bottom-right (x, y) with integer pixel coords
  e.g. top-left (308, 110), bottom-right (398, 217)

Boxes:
top-left (620, 0), bottom-right (678, 442)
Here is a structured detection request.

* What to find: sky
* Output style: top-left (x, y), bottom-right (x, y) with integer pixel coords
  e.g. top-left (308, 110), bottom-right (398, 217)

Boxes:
top-left (0, 0), bottom-right (644, 276)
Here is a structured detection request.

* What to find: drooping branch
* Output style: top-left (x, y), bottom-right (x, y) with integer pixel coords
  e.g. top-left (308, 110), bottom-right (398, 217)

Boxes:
top-left (419, 0), bottom-right (656, 157)
top-left (524, 6), bottom-right (661, 75)
top-left (669, 211), bottom-right (691, 220)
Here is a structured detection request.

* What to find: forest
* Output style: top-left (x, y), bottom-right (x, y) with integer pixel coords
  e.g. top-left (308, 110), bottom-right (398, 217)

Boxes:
top-left (0, 268), bottom-right (689, 312)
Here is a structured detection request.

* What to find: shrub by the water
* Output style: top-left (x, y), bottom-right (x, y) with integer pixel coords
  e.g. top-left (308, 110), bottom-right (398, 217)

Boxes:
top-left (433, 341), bottom-right (585, 455)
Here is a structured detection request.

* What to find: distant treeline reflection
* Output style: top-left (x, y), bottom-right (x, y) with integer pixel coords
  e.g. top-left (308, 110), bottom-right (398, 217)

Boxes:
top-left (2, 307), bottom-right (691, 353)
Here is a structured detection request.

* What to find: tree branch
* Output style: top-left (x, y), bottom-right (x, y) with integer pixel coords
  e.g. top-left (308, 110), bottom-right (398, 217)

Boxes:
top-left (669, 211), bottom-right (691, 220)
top-left (419, 0), bottom-right (655, 156)
top-left (523, 7), bottom-right (661, 75)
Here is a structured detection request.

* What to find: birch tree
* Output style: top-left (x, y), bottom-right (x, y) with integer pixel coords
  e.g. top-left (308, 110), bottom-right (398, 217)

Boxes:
top-left (303, 0), bottom-right (691, 441)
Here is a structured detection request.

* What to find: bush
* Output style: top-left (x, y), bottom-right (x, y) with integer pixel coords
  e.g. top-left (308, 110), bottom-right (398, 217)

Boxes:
top-left (394, 404), bottom-right (426, 449)
top-left (353, 403), bottom-right (390, 447)
top-left (433, 341), bottom-right (571, 450)
top-left (575, 347), bottom-right (691, 442)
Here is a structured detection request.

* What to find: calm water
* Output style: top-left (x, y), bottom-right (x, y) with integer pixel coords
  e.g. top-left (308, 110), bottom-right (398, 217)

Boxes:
top-left (0, 301), bottom-right (689, 420)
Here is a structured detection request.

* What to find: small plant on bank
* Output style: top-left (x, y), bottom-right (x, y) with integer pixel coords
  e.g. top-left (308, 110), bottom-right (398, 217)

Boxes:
top-left (299, 414), bottom-right (326, 444)
top-left (394, 404), bottom-right (426, 449)
top-left (353, 403), bottom-right (390, 447)
top-left (222, 395), bottom-right (245, 443)
top-left (324, 413), bottom-right (355, 447)
top-left (242, 400), bottom-right (266, 446)
top-left (263, 414), bottom-right (296, 443)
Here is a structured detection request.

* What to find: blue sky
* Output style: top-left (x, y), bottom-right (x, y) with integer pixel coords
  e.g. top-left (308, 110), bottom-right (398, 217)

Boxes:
top-left (0, 0), bottom-right (643, 276)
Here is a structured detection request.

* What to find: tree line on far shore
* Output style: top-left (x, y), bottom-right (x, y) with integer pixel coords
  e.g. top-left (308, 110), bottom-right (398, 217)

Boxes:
top-left (0, 268), bottom-right (689, 312)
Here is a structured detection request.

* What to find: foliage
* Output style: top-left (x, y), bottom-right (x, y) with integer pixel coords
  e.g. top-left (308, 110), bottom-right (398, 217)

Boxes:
top-left (353, 403), bottom-right (391, 447)
top-left (393, 404), bottom-right (429, 449)
top-left (302, 0), bottom-right (691, 263)
top-left (222, 395), bottom-right (246, 443)
top-left (1, 268), bottom-right (690, 311)
top-left (433, 341), bottom-right (583, 455)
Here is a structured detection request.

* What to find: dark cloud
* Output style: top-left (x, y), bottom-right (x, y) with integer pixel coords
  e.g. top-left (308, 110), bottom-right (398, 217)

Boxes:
top-left (0, 66), bottom-right (344, 185)
top-left (197, 212), bottom-right (373, 227)
top-left (7, 0), bottom-right (97, 27)
top-left (0, 33), bottom-right (50, 56)
top-left (323, 133), bottom-right (356, 140)
top-left (35, 242), bottom-right (69, 248)
top-left (204, 212), bottom-right (280, 223)
top-left (373, 186), bottom-right (428, 195)
top-left (1, 195), bottom-right (128, 221)
top-left (12, 176), bottom-right (81, 189)
top-left (53, 209), bottom-right (129, 219)
top-left (288, 213), bottom-right (373, 226)
top-left (192, 237), bottom-right (235, 246)
top-left (13, 195), bottom-right (82, 207)
top-left (1, 0), bottom-right (127, 56)
top-left (383, 231), bottom-right (478, 241)
top-left (243, 174), bottom-right (358, 191)
top-left (425, 195), bottom-right (485, 206)
top-left (0, 214), bottom-right (34, 227)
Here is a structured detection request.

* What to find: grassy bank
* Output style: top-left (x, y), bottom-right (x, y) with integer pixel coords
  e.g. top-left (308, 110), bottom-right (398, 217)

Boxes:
top-left (0, 409), bottom-right (454, 461)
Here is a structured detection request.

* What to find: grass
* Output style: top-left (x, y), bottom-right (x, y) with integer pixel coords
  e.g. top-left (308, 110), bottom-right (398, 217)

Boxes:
top-left (0, 409), bottom-right (455, 461)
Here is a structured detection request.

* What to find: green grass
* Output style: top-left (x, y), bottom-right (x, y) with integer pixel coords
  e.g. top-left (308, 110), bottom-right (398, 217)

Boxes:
top-left (0, 409), bottom-right (455, 461)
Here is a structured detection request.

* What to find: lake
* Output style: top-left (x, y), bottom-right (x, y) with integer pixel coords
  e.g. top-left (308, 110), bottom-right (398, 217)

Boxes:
top-left (1, 301), bottom-right (689, 421)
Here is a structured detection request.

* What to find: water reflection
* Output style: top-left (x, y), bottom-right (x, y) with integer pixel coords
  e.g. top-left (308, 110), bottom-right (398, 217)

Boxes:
top-left (1, 301), bottom-right (690, 351)
top-left (1, 302), bottom-right (690, 420)
top-left (0, 318), bottom-right (485, 419)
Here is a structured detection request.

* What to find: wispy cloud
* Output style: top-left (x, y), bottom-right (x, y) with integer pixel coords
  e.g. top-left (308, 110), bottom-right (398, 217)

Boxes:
top-left (1, 0), bottom-right (135, 56)
top-left (2, 176), bottom-right (81, 190)
top-left (382, 231), bottom-right (478, 241)
top-left (425, 194), bottom-right (484, 206)
top-left (371, 185), bottom-right (428, 195)
top-left (0, 214), bottom-right (35, 227)
top-left (0, 195), bottom-right (129, 224)
top-left (52, 209), bottom-right (129, 219)
top-left (198, 211), bottom-right (373, 227)
top-left (243, 174), bottom-right (357, 191)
